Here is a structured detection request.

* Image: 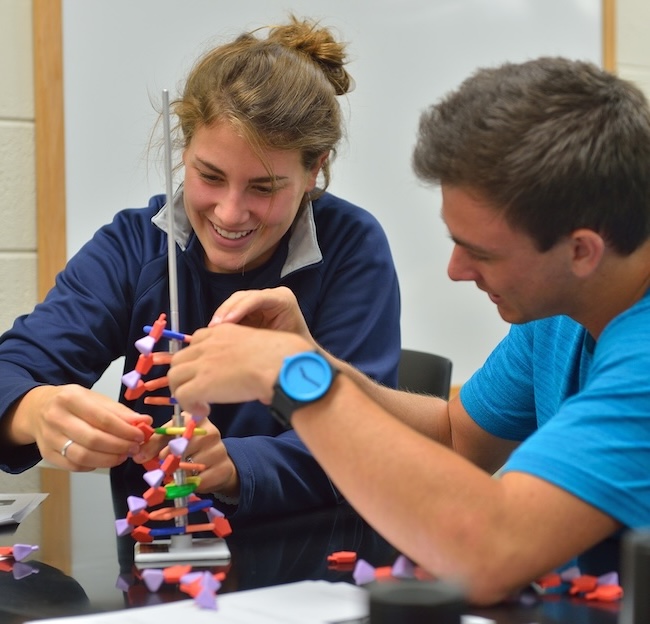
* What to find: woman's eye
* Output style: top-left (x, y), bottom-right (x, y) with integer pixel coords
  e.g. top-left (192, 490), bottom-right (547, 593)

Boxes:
top-left (251, 185), bottom-right (274, 195)
top-left (198, 171), bottom-right (223, 183)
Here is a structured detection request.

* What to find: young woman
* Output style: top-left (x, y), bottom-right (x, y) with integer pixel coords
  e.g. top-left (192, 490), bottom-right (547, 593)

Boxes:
top-left (0, 16), bottom-right (400, 523)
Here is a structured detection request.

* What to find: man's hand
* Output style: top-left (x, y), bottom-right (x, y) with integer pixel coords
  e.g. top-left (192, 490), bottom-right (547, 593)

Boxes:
top-left (209, 286), bottom-right (316, 346)
top-left (169, 323), bottom-right (310, 417)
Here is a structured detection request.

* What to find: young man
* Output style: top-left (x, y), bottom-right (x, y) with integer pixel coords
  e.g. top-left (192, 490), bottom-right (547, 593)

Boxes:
top-left (167, 57), bottom-right (650, 605)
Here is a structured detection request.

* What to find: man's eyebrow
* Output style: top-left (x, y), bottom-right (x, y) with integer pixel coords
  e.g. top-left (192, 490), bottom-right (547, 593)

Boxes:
top-left (448, 234), bottom-right (493, 256)
top-left (195, 157), bottom-right (288, 183)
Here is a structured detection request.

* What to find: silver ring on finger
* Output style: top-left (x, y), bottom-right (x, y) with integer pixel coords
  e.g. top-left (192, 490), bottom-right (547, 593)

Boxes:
top-left (61, 439), bottom-right (74, 458)
top-left (186, 455), bottom-right (199, 477)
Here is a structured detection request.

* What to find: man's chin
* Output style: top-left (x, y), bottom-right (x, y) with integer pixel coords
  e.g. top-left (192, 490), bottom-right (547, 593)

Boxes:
top-left (494, 304), bottom-right (520, 325)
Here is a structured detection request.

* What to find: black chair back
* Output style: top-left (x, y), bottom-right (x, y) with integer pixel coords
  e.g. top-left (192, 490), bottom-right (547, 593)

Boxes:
top-left (397, 349), bottom-right (453, 399)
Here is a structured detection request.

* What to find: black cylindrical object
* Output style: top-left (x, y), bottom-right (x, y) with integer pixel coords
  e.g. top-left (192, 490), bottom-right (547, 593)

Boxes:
top-left (620, 529), bottom-right (650, 624)
top-left (368, 579), bottom-right (466, 624)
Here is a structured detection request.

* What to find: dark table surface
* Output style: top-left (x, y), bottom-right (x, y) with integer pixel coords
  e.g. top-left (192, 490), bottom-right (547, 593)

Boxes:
top-left (0, 501), bottom-right (625, 623)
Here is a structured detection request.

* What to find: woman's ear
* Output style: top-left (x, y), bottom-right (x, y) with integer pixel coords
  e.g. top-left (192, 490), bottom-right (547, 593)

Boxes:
top-left (305, 152), bottom-right (330, 190)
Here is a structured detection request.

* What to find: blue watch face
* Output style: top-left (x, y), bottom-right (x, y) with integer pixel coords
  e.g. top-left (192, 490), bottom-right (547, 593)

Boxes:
top-left (280, 352), bottom-right (334, 402)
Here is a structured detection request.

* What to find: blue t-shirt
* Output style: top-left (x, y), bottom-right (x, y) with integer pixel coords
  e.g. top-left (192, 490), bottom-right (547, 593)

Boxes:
top-left (460, 289), bottom-right (650, 528)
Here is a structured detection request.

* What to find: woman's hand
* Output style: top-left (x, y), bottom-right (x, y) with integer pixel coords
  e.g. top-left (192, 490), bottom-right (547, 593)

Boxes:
top-left (6, 384), bottom-right (152, 471)
top-left (136, 413), bottom-right (240, 498)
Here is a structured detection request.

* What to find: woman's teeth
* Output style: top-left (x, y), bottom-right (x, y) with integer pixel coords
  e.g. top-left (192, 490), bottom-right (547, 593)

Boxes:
top-left (214, 225), bottom-right (253, 240)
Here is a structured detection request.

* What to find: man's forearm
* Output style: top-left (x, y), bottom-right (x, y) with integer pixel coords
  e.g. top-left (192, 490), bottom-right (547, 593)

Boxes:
top-left (320, 352), bottom-right (452, 445)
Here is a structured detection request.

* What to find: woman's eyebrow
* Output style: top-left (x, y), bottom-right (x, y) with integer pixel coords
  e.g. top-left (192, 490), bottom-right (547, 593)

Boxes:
top-left (195, 156), bottom-right (288, 184)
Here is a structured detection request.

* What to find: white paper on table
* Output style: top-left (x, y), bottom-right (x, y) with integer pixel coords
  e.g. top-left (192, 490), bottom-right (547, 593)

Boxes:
top-left (27, 580), bottom-right (370, 623)
top-left (0, 493), bottom-right (48, 526)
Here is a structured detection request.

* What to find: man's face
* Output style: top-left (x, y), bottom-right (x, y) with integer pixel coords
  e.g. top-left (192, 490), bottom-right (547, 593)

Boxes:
top-left (441, 185), bottom-right (577, 324)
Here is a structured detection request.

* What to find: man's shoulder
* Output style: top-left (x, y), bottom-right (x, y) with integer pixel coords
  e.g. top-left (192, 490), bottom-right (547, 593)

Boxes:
top-left (512, 316), bottom-right (585, 348)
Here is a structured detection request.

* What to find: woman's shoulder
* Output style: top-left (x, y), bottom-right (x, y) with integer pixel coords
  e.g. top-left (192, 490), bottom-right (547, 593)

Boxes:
top-left (109, 194), bottom-right (166, 228)
top-left (312, 191), bottom-right (384, 230)
top-left (90, 194), bottom-right (168, 259)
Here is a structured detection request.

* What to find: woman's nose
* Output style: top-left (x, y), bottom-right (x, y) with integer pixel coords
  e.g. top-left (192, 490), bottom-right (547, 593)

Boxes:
top-left (213, 188), bottom-right (249, 225)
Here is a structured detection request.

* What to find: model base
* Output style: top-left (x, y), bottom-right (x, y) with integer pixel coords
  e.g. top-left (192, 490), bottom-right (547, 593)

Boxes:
top-left (134, 537), bottom-right (231, 568)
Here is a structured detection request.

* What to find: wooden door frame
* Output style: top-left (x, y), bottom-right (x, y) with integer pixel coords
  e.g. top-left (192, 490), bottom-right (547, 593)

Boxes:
top-left (33, 0), bottom-right (71, 573)
top-left (603, 0), bottom-right (616, 71)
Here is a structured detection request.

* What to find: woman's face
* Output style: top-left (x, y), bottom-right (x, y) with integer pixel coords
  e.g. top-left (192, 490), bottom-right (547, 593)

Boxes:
top-left (182, 122), bottom-right (322, 273)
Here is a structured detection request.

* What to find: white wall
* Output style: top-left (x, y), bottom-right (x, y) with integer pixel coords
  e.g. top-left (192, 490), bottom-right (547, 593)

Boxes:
top-left (62, 0), bottom-right (602, 388)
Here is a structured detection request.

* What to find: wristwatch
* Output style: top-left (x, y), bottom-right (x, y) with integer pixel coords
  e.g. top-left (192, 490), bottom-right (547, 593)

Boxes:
top-left (270, 351), bottom-right (338, 428)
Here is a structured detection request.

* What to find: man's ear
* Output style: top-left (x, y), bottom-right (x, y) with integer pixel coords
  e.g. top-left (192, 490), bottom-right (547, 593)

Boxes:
top-left (569, 229), bottom-right (605, 278)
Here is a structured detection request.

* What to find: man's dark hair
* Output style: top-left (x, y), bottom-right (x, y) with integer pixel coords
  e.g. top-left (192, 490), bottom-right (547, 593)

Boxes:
top-left (413, 57), bottom-right (650, 254)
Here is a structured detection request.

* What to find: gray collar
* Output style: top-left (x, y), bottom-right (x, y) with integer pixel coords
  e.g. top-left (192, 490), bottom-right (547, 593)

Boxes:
top-left (151, 186), bottom-right (323, 278)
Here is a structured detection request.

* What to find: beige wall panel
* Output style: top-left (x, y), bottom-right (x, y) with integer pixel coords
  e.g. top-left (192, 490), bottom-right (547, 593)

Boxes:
top-left (0, 251), bottom-right (37, 332)
top-left (617, 0), bottom-right (650, 66)
top-left (618, 65), bottom-right (650, 99)
top-left (0, 121), bottom-right (37, 249)
top-left (0, 0), bottom-right (34, 119)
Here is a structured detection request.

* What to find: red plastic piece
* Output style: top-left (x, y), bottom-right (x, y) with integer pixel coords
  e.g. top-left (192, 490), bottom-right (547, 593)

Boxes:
top-left (152, 352), bottom-right (173, 365)
top-left (124, 382), bottom-right (146, 401)
top-left (163, 564), bottom-right (192, 584)
top-left (179, 460), bottom-right (206, 472)
top-left (584, 584), bottom-right (624, 602)
top-left (149, 314), bottom-right (167, 341)
top-left (144, 396), bottom-right (174, 406)
top-left (183, 419), bottom-right (197, 439)
top-left (143, 376), bottom-right (169, 392)
top-left (535, 572), bottom-right (562, 589)
top-left (135, 353), bottom-right (154, 375)
top-left (374, 566), bottom-right (393, 580)
top-left (143, 486), bottom-right (167, 507)
top-left (142, 459), bottom-right (160, 472)
top-left (161, 454), bottom-right (181, 475)
top-left (180, 576), bottom-right (204, 597)
top-left (136, 422), bottom-right (155, 442)
top-left (186, 523), bottom-right (217, 533)
top-left (327, 551), bottom-right (357, 565)
top-left (126, 509), bottom-right (150, 526)
top-left (148, 507), bottom-right (187, 521)
top-left (131, 526), bottom-right (153, 543)
top-left (212, 517), bottom-right (233, 538)
top-left (569, 574), bottom-right (598, 595)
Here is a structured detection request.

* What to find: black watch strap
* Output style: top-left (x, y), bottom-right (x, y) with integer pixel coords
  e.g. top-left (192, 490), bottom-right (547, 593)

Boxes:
top-left (269, 385), bottom-right (300, 429)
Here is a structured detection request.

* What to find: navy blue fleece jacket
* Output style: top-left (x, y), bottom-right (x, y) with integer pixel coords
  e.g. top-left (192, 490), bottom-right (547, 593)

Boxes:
top-left (0, 190), bottom-right (401, 521)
